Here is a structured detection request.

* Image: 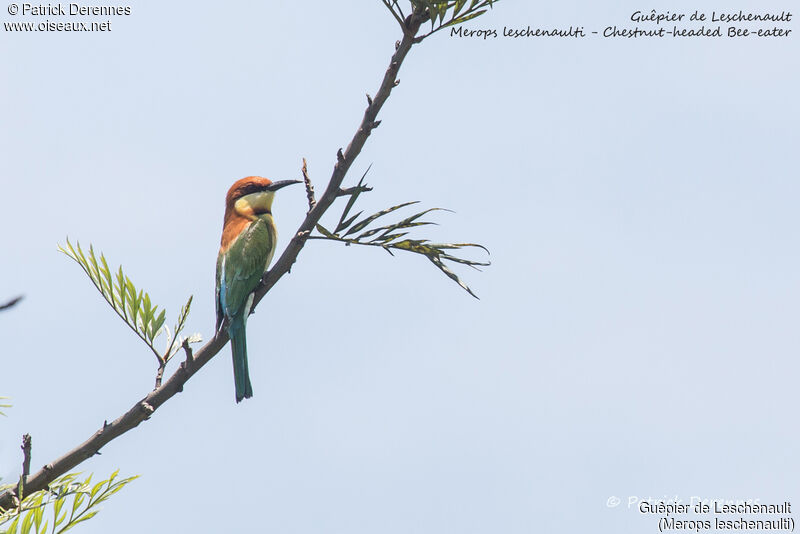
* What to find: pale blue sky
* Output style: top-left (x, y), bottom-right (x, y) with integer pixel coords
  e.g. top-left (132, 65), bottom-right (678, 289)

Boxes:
top-left (1, 1), bottom-right (798, 532)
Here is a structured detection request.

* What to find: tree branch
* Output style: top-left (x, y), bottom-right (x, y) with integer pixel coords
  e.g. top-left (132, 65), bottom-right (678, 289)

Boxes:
top-left (0, 296), bottom-right (23, 312)
top-left (254, 8), bottom-right (426, 305)
top-left (0, 331), bottom-right (229, 511)
top-left (0, 8), bottom-right (428, 512)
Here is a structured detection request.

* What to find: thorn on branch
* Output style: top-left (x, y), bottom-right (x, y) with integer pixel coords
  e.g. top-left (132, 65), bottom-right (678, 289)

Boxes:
top-left (366, 93), bottom-right (373, 106)
top-left (302, 158), bottom-right (316, 214)
top-left (103, 420), bottom-right (110, 429)
top-left (182, 338), bottom-right (194, 364)
top-left (337, 148), bottom-right (345, 163)
top-left (154, 364), bottom-right (166, 390)
top-left (140, 401), bottom-right (154, 419)
top-left (372, 120), bottom-right (382, 129)
top-left (395, 40), bottom-right (401, 50)
top-left (21, 434), bottom-right (31, 479)
top-left (394, 79), bottom-right (401, 87)
top-left (338, 185), bottom-right (373, 197)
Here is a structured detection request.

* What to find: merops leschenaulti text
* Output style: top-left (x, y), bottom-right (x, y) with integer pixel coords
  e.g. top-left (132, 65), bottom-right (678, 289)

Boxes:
top-left (216, 176), bottom-right (300, 402)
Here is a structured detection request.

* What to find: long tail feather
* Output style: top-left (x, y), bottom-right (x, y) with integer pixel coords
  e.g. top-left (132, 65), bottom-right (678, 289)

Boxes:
top-left (228, 317), bottom-right (253, 402)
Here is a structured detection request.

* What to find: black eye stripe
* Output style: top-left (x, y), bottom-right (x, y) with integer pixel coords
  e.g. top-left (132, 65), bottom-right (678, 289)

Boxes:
top-left (237, 183), bottom-right (268, 197)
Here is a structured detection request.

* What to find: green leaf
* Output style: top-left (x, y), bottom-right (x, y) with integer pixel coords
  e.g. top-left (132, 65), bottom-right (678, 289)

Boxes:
top-left (115, 267), bottom-right (127, 317)
top-left (20, 509), bottom-right (33, 534)
top-left (370, 232), bottom-right (409, 244)
top-left (32, 506), bottom-right (42, 533)
top-left (344, 201), bottom-right (419, 236)
top-left (70, 492), bottom-right (84, 517)
top-left (152, 309), bottom-right (166, 341)
top-left (60, 511), bottom-right (98, 532)
top-left (89, 480), bottom-right (105, 501)
top-left (315, 224), bottom-right (337, 239)
top-left (335, 211), bottom-right (363, 235)
top-left (53, 498), bottom-right (65, 526)
top-left (442, 9), bottom-right (487, 27)
top-left (6, 514), bottom-right (19, 534)
top-left (336, 166), bottom-right (372, 232)
top-left (429, 254), bottom-right (479, 298)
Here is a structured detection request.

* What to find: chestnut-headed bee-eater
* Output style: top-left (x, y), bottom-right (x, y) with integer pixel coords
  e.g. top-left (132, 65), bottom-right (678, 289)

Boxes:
top-left (216, 176), bottom-right (300, 402)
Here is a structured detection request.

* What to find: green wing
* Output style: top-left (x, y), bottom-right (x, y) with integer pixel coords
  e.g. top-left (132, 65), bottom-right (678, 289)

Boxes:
top-left (217, 218), bottom-right (275, 322)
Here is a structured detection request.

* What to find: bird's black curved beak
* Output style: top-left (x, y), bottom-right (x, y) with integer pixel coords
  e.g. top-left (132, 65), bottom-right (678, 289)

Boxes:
top-left (266, 179), bottom-right (302, 192)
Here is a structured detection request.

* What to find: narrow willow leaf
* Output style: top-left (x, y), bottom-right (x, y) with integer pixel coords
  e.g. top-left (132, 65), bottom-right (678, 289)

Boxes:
top-left (439, 253), bottom-right (490, 267)
top-left (20, 508), bottom-right (34, 534)
top-left (99, 255), bottom-right (113, 296)
top-left (358, 220), bottom-right (434, 239)
top-left (443, 9), bottom-right (486, 27)
top-left (152, 309), bottom-right (166, 341)
top-left (336, 167), bottom-right (371, 231)
top-left (115, 267), bottom-right (127, 317)
top-left (427, 242), bottom-right (483, 251)
top-left (344, 201), bottom-right (419, 236)
top-left (369, 232), bottom-right (408, 244)
top-left (71, 491), bottom-right (84, 516)
top-left (315, 224), bottom-right (337, 239)
top-left (33, 505), bottom-right (43, 532)
top-left (53, 498), bottom-right (65, 526)
top-left (429, 254), bottom-right (479, 298)
top-left (6, 514), bottom-right (19, 534)
top-left (63, 511), bottom-right (98, 531)
top-left (438, 2), bottom-right (448, 22)
top-left (89, 480), bottom-right (105, 501)
top-left (391, 239), bottom-right (433, 254)
top-left (142, 294), bottom-right (152, 325)
top-left (125, 281), bottom-right (137, 324)
top-left (335, 211), bottom-right (363, 235)
top-left (75, 243), bottom-right (90, 275)
top-left (88, 246), bottom-right (101, 284)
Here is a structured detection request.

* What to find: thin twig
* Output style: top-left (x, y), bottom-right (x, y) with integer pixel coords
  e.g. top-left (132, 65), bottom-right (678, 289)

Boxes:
top-left (0, 295), bottom-right (23, 312)
top-left (21, 434), bottom-right (31, 479)
top-left (154, 364), bottom-right (166, 389)
top-left (302, 158), bottom-right (316, 214)
top-left (381, 0), bottom-right (406, 30)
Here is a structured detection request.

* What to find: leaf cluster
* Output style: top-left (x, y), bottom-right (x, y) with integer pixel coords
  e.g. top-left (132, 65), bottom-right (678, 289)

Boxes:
top-left (382, 0), bottom-right (497, 37)
top-left (58, 239), bottom-right (200, 370)
top-left (315, 174), bottom-right (489, 298)
top-left (0, 471), bottom-right (137, 534)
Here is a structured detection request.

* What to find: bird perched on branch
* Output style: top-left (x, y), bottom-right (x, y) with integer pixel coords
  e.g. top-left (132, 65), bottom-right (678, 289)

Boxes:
top-left (216, 176), bottom-right (300, 402)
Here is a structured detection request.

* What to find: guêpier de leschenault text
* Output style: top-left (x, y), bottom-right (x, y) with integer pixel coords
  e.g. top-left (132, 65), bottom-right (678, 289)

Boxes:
top-left (450, 10), bottom-right (793, 39)
top-left (640, 501), bottom-right (794, 532)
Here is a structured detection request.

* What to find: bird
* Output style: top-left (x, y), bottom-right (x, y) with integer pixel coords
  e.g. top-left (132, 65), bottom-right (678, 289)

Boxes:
top-left (216, 176), bottom-right (300, 402)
